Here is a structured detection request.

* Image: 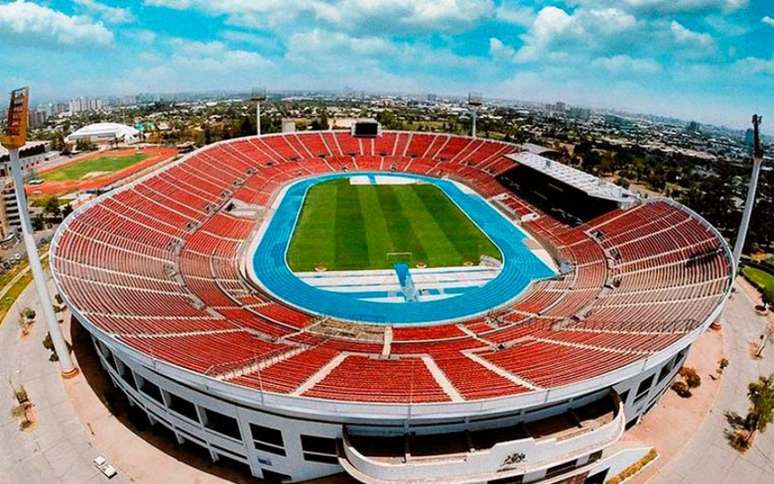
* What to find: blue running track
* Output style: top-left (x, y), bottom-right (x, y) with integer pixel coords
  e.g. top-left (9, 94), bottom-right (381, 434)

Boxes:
top-left (250, 173), bottom-right (555, 325)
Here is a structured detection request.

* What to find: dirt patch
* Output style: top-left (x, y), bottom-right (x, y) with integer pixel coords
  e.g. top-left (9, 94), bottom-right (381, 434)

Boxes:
top-left (81, 171), bottom-right (112, 180)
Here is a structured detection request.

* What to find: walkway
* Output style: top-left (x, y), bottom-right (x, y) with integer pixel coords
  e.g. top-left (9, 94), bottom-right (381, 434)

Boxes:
top-left (0, 276), bottom-right (123, 483)
top-left (640, 279), bottom-right (774, 483)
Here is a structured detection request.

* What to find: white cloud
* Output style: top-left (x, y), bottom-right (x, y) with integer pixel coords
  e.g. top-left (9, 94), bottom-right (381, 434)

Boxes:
top-left (0, 0), bottom-right (113, 46)
top-left (580, 0), bottom-right (748, 13)
top-left (126, 29), bottom-right (157, 44)
top-left (591, 55), bottom-right (662, 74)
top-left (495, 3), bottom-right (534, 27)
top-left (286, 29), bottom-right (397, 62)
top-left (512, 6), bottom-right (637, 63)
top-left (489, 37), bottom-right (518, 61)
top-left (763, 16), bottom-right (774, 28)
top-left (514, 6), bottom-right (574, 62)
top-left (286, 28), bottom-right (487, 78)
top-left (734, 57), bottom-right (774, 76)
top-left (145, 0), bottom-right (493, 34)
top-left (670, 21), bottom-right (714, 48)
top-left (169, 39), bottom-right (273, 70)
top-left (122, 38), bottom-right (276, 93)
top-left (219, 30), bottom-right (287, 56)
top-left (75, 0), bottom-right (135, 24)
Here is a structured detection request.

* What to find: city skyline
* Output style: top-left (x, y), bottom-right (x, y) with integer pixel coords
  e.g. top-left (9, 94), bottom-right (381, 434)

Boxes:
top-left (1, 0), bottom-right (772, 133)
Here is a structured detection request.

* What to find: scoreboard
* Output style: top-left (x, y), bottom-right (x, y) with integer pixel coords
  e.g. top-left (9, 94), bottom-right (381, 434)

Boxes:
top-left (1, 87), bottom-right (30, 150)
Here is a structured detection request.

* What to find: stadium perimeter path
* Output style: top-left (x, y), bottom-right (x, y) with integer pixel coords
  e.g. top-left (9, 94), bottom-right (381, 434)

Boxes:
top-left (2, 275), bottom-right (771, 484)
top-left (0, 278), bottom-right (124, 484)
top-left (637, 279), bottom-right (774, 484)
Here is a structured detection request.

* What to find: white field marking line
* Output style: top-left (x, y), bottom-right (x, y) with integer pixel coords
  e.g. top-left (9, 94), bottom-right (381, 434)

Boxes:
top-left (292, 352), bottom-right (350, 396)
top-left (416, 293), bottom-right (459, 302)
top-left (464, 351), bottom-right (543, 391)
top-left (422, 355), bottom-right (464, 402)
top-left (310, 286), bottom-right (402, 294)
top-left (294, 265), bottom-right (501, 278)
top-left (360, 296), bottom-right (406, 303)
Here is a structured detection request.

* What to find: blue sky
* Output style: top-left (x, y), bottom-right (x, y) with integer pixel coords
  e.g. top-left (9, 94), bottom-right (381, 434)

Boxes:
top-left (0, 1), bottom-right (772, 132)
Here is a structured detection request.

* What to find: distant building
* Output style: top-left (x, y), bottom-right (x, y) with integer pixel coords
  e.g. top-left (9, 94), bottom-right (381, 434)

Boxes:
top-left (281, 119), bottom-right (297, 133)
top-left (28, 110), bottom-right (48, 128)
top-left (0, 141), bottom-right (52, 238)
top-left (66, 122), bottom-right (140, 145)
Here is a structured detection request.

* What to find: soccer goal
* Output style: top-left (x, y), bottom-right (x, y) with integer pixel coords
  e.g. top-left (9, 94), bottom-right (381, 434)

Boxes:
top-left (386, 252), bottom-right (413, 265)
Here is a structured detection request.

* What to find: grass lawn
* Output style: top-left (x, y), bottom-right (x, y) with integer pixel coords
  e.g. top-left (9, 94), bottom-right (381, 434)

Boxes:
top-left (287, 179), bottom-right (501, 271)
top-left (0, 253), bottom-right (49, 325)
top-left (742, 266), bottom-right (774, 293)
top-left (42, 153), bottom-right (149, 182)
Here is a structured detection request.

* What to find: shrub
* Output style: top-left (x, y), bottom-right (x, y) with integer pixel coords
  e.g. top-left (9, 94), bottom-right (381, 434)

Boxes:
top-left (680, 367), bottom-right (702, 389)
top-left (42, 333), bottom-right (59, 362)
top-left (22, 307), bottom-right (35, 320)
top-left (672, 381), bottom-right (691, 398)
top-left (763, 287), bottom-right (774, 308)
top-left (718, 358), bottom-right (729, 374)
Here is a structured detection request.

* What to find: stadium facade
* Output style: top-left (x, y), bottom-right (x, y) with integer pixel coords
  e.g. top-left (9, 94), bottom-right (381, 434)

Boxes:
top-left (51, 128), bottom-right (733, 483)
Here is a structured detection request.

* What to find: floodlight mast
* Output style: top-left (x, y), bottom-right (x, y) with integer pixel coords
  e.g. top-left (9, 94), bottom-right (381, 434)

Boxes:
top-left (251, 88), bottom-right (267, 136)
top-left (1, 87), bottom-right (77, 377)
top-left (468, 92), bottom-right (483, 138)
top-left (731, 114), bottom-right (765, 270)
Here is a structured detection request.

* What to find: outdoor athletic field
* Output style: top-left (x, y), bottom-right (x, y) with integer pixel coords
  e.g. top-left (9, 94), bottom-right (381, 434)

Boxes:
top-left (42, 153), bottom-right (149, 182)
top-left (287, 179), bottom-right (501, 271)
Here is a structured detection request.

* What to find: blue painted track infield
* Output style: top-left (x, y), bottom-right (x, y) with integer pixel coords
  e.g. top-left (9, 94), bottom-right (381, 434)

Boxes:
top-left (249, 173), bottom-right (555, 325)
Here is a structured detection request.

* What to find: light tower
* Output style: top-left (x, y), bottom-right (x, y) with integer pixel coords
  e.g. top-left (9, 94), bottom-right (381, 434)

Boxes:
top-left (732, 114), bottom-right (765, 270)
top-left (251, 88), bottom-right (267, 136)
top-left (1, 88), bottom-right (78, 377)
top-left (468, 92), bottom-right (483, 138)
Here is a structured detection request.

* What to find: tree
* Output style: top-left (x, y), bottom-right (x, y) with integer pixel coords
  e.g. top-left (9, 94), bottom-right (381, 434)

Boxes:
top-left (50, 132), bottom-right (66, 152)
top-left (32, 213), bottom-right (45, 231)
top-left (744, 374), bottom-right (774, 446)
top-left (43, 196), bottom-right (61, 219)
top-left (75, 138), bottom-right (95, 152)
top-left (239, 116), bottom-right (254, 137)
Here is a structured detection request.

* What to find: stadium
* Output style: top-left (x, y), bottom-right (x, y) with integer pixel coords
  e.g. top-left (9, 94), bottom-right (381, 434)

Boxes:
top-left (50, 124), bottom-right (733, 483)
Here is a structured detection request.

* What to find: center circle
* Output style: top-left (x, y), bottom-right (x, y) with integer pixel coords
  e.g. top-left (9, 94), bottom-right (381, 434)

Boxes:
top-left (247, 172), bottom-right (555, 325)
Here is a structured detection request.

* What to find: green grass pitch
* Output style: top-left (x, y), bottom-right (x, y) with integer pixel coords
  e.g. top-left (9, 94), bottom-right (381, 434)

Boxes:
top-left (42, 153), bottom-right (149, 181)
top-left (287, 179), bottom-right (501, 271)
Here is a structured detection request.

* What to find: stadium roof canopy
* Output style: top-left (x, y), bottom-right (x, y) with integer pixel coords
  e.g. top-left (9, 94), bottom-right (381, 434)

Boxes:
top-left (509, 152), bottom-right (637, 205)
top-left (66, 122), bottom-right (139, 144)
top-left (521, 143), bottom-right (560, 156)
top-left (0, 140), bottom-right (48, 157)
